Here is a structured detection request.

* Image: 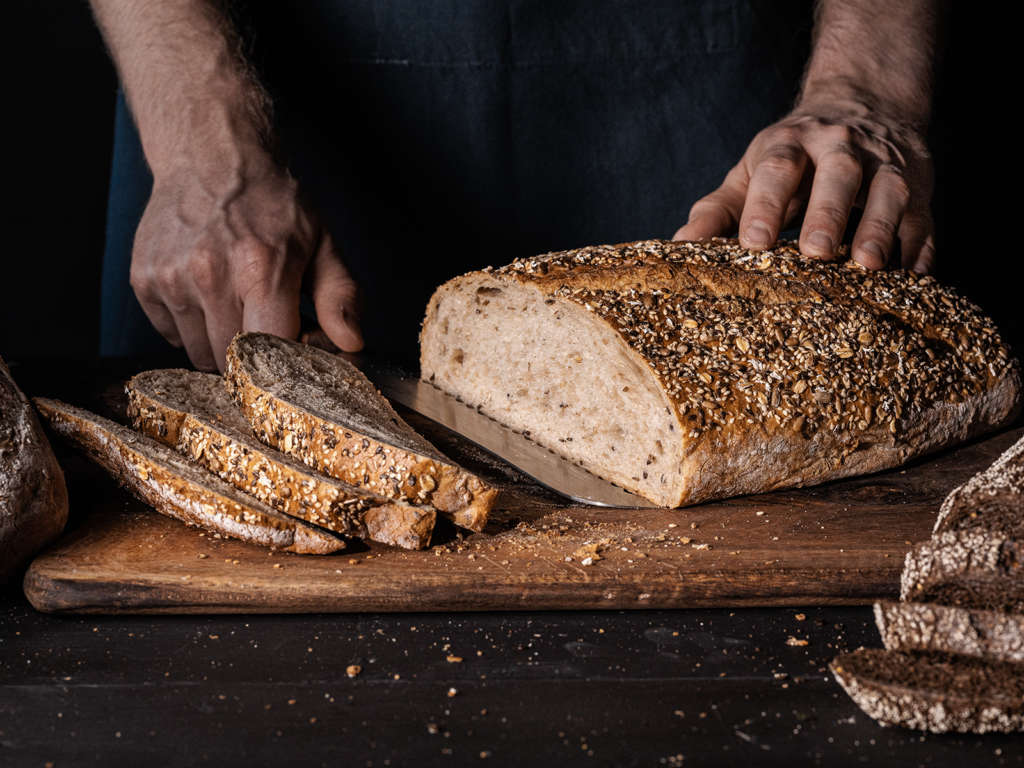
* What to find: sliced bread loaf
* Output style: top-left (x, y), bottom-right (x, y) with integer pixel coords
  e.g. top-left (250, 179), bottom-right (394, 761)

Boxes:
top-left (1, 358), bottom-right (68, 581)
top-left (874, 600), bottom-right (1024, 663)
top-left (830, 648), bottom-right (1024, 733)
top-left (126, 370), bottom-right (435, 550)
top-left (421, 239), bottom-right (1021, 506)
top-left (900, 530), bottom-right (1023, 612)
top-left (224, 333), bottom-right (496, 531)
top-left (934, 434), bottom-right (1023, 537)
top-left (34, 398), bottom-right (344, 555)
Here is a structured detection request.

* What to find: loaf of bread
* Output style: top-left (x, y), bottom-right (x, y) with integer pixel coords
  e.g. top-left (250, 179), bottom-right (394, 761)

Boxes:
top-left (874, 600), bottom-right (1024, 664)
top-left (934, 434), bottom-right (1023, 537)
top-left (225, 333), bottom-right (497, 531)
top-left (126, 369), bottom-right (435, 550)
top-left (900, 530), bottom-right (1023, 612)
top-left (421, 239), bottom-right (1021, 506)
top-left (35, 398), bottom-right (345, 555)
top-left (1, 358), bottom-right (68, 581)
top-left (830, 649), bottom-right (1024, 733)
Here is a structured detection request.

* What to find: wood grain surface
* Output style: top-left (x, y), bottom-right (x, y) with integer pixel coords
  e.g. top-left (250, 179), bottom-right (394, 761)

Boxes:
top-left (23, 402), bottom-right (1023, 614)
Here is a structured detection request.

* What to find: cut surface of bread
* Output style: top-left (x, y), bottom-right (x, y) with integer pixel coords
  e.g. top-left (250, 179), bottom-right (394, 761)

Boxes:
top-left (126, 370), bottom-right (435, 550)
top-left (1, 359), bottom-right (68, 581)
top-left (34, 398), bottom-right (344, 555)
top-left (934, 434), bottom-right (1023, 537)
top-left (830, 648), bottom-right (1024, 733)
top-left (874, 600), bottom-right (1024, 664)
top-left (900, 530), bottom-right (1023, 612)
top-left (421, 239), bottom-right (1021, 506)
top-left (225, 333), bottom-right (496, 531)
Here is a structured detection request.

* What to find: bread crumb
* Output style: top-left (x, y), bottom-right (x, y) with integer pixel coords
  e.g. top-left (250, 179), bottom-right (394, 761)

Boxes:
top-left (446, 655), bottom-right (463, 663)
top-left (447, 687), bottom-right (458, 697)
top-left (794, 613), bottom-right (806, 621)
top-left (346, 665), bottom-right (361, 678)
top-left (786, 636), bottom-right (808, 647)
top-left (197, 554), bottom-right (208, 559)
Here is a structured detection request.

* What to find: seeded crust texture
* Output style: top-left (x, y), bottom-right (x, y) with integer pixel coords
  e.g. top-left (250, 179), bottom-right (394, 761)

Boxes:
top-left (934, 434), bottom-right (1024, 537)
top-left (224, 333), bottom-right (497, 531)
top-left (421, 239), bottom-right (1021, 507)
top-left (874, 600), bottom-right (1024, 664)
top-left (35, 398), bottom-right (344, 555)
top-left (830, 649), bottom-right (1024, 733)
top-left (126, 370), bottom-right (435, 550)
top-left (900, 530), bottom-right (1023, 612)
top-left (0, 359), bottom-right (68, 581)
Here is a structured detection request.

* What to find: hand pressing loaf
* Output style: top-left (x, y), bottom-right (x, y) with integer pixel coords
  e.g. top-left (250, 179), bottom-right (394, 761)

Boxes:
top-left (421, 239), bottom-right (1021, 506)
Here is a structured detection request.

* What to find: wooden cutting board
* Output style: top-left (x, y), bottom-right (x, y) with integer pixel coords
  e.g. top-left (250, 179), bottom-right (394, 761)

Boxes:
top-left (24, 411), bottom-right (1022, 614)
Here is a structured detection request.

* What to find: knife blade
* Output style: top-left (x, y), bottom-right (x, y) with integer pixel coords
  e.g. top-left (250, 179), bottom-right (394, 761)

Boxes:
top-left (362, 367), bottom-right (660, 508)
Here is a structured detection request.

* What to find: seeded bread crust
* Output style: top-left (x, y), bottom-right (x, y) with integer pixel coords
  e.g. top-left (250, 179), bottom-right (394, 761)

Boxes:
top-left (830, 649), bottom-right (1024, 733)
top-left (900, 530), bottom-right (1023, 611)
top-left (0, 359), bottom-right (68, 581)
top-left (934, 434), bottom-right (1024, 537)
top-left (34, 398), bottom-right (344, 555)
top-left (126, 370), bottom-right (435, 550)
top-left (874, 600), bottom-right (1024, 664)
top-left (224, 333), bottom-right (496, 531)
top-left (421, 239), bottom-right (1021, 507)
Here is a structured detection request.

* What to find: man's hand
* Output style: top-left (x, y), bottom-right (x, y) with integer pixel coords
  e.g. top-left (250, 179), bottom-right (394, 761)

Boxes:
top-left (132, 163), bottom-right (362, 370)
top-left (674, 105), bottom-right (935, 272)
top-left (674, 0), bottom-right (941, 274)
top-left (91, 0), bottom-right (362, 369)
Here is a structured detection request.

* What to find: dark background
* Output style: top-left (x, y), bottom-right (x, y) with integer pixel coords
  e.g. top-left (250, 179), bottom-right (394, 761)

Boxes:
top-left (3, 2), bottom-right (1009, 364)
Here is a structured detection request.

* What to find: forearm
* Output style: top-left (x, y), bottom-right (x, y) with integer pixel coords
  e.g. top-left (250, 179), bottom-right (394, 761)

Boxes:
top-left (89, 0), bottom-right (272, 180)
top-left (799, 0), bottom-right (941, 129)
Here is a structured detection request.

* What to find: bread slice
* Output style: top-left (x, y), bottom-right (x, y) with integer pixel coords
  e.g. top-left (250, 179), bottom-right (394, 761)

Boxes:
top-left (874, 600), bottom-right (1024, 663)
top-left (34, 398), bottom-right (344, 555)
top-left (830, 648), bottom-right (1024, 733)
top-left (1, 358), bottom-right (68, 581)
top-left (900, 530), bottom-right (1023, 612)
top-left (934, 434), bottom-right (1023, 537)
top-left (224, 333), bottom-right (496, 531)
top-left (421, 239), bottom-right (1021, 506)
top-left (126, 369), bottom-right (435, 550)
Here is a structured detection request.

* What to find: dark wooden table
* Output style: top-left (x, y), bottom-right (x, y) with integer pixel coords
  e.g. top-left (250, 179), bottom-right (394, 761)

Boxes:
top-left (3, 588), bottom-right (1021, 767)
top-left (2, 359), bottom-right (1021, 766)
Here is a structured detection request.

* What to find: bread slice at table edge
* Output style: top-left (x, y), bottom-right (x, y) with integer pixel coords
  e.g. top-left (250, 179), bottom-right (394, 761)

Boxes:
top-left (830, 648), bottom-right (1024, 733)
top-left (224, 332), bottom-right (496, 532)
top-left (900, 529), bottom-right (1024, 611)
top-left (126, 370), bottom-right (435, 550)
top-left (874, 600), bottom-right (1024, 664)
top-left (34, 397), bottom-right (344, 555)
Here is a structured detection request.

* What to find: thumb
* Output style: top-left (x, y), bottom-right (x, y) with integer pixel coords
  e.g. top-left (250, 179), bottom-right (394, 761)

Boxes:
top-left (309, 233), bottom-right (364, 352)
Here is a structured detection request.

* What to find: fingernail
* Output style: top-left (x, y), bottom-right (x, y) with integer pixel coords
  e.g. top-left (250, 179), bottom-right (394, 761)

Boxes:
top-left (744, 222), bottom-right (772, 249)
top-left (806, 231), bottom-right (833, 256)
top-left (856, 240), bottom-right (885, 268)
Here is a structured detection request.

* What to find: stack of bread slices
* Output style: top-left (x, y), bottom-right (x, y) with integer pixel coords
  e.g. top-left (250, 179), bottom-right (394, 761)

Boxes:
top-left (831, 434), bottom-right (1024, 733)
top-left (36, 333), bottom-right (497, 554)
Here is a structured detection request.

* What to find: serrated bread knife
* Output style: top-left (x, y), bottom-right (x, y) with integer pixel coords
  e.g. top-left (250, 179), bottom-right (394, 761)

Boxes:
top-left (362, 366), bottom-right (660, 508)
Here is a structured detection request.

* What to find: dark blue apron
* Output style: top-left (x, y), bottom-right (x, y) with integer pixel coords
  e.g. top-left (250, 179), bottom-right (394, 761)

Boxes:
top-left (101, 0), bottom-right (812, 361)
